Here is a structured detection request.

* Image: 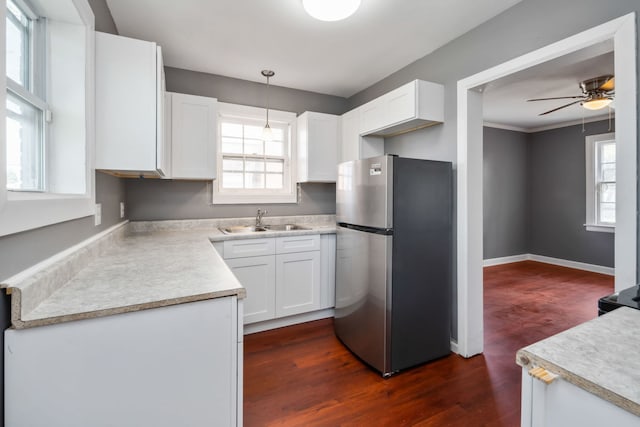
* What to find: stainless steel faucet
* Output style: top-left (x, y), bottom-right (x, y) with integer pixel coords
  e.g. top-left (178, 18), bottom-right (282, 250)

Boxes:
top-left (256, 209), bottom-right (267, 227)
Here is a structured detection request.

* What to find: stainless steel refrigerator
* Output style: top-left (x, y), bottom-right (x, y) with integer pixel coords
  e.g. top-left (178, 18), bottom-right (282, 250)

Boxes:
top-left (334, 154), bottom-right (452, 377)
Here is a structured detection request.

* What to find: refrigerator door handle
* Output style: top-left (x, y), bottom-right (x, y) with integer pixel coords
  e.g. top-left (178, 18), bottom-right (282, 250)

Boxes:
top-left (337, 222), bottom-right (393, 235)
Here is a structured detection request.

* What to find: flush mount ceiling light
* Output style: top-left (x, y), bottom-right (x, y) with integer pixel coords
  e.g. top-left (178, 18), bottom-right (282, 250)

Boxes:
top-left (261, 69), bottom-right (275, 142)
top-left (302, 0), bottom-right (361, 22)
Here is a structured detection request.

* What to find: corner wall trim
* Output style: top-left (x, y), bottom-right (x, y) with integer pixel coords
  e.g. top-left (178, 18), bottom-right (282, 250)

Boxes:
top-left (482, 253), bottom-right (614, 276)
top-left (528, 254), bottom-right (614, 276)
top-left (483, 254), bottom-right (529, 267)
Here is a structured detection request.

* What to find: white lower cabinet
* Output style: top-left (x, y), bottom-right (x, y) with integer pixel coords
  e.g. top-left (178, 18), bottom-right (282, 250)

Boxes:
top-left (219, 234), bottom-right (335, 326)
top-left (226, 255), bottom-right (276, 323)
top-left (5, 297), bottom-right (243, 427)
top-left (521, 368), bottom-right (639, 427)
top-left (276, 251), bottom-right (321, 317)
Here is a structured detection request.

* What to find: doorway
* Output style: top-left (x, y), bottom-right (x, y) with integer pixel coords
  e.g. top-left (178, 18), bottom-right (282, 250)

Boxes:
top-left (455, 13), bottom-right (637, 357)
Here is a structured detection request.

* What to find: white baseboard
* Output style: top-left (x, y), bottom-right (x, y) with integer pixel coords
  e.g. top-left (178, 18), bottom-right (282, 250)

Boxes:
top-left (528, 254), bottom-right (614, 276)
top-left (244, 308), bottom-right (335, 335)
top-left (483, 254), bottom-right (529, 267)
top-left (482, 253), bottom-right (614, 276)
top-left (450, 340), bottom-right (459, 354)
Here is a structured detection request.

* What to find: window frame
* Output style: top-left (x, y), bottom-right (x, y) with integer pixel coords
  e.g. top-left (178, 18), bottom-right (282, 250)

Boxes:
top-left (5, 0), bottom-right (48, 192)
top-left (0, 0), bottom-right (96, 237)
top-left (212, 102), bottom-right (298, 205)
top-left (585, 132), bottom-right (615, 233)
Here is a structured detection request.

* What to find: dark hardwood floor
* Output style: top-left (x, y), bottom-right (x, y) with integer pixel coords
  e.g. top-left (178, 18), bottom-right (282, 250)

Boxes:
top-left (244, 261), bottom-right (613, 426)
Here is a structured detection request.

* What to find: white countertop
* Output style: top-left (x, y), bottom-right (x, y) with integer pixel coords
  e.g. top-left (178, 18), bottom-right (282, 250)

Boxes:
top-left (3, 216), bottom-right (336, 329)
top-left (516, 307), bottom-right (640, 416)
top-left (20, 230), bottom-right (246, 328)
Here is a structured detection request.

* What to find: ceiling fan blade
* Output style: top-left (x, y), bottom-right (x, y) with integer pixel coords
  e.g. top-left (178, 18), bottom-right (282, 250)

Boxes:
top-left (599, 76), bottom-right (615, 92)
top-left (527, 96), bottom-right (584, 102)
top-left (538, 100), bottom-right (583, 116)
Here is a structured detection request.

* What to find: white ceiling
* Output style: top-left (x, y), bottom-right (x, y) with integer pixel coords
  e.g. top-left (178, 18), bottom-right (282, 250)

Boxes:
top-left (105, 0), bottom-right (522, 98)
top-left (482, 41), bottom-right (615, 132)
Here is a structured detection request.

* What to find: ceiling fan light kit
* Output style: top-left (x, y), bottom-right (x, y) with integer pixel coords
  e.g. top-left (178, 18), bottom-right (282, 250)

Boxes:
top-left (302, 0), bottom-right (361, 22)
top-left (527, 75), bottom-right (615, 116)
top-left (582, 97), bottom-right (613, 110)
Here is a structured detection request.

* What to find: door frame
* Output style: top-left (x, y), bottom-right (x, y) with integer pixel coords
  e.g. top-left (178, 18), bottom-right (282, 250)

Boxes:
top-left (455, 13), bottom-right (637, 357)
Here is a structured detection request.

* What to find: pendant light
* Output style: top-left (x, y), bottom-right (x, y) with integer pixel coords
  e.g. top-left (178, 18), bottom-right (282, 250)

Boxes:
top-left (303, 0), bottom-right (361, 22)
top-left (261, 70), bottom-right (275, 142)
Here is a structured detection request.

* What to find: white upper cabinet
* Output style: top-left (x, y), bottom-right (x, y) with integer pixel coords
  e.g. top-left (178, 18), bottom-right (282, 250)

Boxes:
top-left (95, 32), bottom-right (167, 177)
top-left (339, 109), bottom-right (360, 164)
top-left (359, 79), bottom-right (444, 137)
top-left (297, 112), bottom-right (339, 182)
top-left (169, 92), bottom-right (218, 180)
top-left (339, 108), bottom-right (384, 164)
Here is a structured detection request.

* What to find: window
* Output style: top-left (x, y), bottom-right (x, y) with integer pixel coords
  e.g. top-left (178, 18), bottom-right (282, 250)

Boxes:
top-left (5, 0), bottom-right (47, 192)
top-left (213, 103), bottom-right (297, 204)
top-left (0, 0), bottom-right (95, 236)
top-left (585, 132), bottom-right (615, 232)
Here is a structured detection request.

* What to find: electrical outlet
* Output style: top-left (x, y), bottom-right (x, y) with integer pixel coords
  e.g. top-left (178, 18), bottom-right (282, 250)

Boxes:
top-left (95, 203), bottom-right (102, 226)
top-left (120, 202), bottom-right (125, 219)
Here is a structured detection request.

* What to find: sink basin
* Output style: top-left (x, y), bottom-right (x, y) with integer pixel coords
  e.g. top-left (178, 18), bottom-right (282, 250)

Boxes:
top-left (219, 224), bottom-right (311, 234)
top-left (263, 224), bottom-right (310, 231)
top-left (219, 225), bottom-right (268, 234)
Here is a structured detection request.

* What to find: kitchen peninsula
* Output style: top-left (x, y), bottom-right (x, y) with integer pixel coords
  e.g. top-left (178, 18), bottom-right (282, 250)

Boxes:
top-left (517, 307), bottom-right (640, 426)
top-left (2, 215), bottom-right (334, 427)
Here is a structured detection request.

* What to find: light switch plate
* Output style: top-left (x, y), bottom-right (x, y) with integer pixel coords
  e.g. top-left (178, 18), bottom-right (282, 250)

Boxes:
top-left (120, 202), bottom-right (125, 219)
top-left (95, 203), bottom-right (102, 226)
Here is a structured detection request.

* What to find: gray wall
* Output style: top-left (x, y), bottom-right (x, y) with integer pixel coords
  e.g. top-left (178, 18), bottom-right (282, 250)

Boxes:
top-left (126, 181), bottom-right (335, 220)
top-left (529, 120), bottom-right (615, 267)
top-left (87, 0), bottom-right (118, 34)
top-left (482, 122), bottom-right (615, 268)
top-left (483, 127), bottom-right (530, 260)
top-left (165, 67), bottom-right (348, 116)
top-left (124, 69), bottom-right (347, 221)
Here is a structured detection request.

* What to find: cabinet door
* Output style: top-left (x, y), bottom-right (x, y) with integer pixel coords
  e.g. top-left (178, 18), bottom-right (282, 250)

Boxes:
top-left (5, 298), bottom-right (238, 427)
top-left (340, 109), bottom-right (360, 163)
top-left (298, 112), bottom-right (338, 182)
top-left (95, 32), bottom-right (158, 173)
top-left (226, 255), bottom-right (276, 324)
top-left (276, 251), bottom-right (321, 317)
top-left (320, 234), bottom-right (336, 309)
top-left (170, 92), bottom-right (217, 180)
top-left (360, 99), bottom-right (385, 135)
top-left (385, 81), bottom-right (416, 127)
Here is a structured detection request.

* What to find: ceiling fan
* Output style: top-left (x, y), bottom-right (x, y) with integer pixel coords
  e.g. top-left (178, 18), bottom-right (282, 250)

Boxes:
top-left (527, 75), bottom-right (615, 116)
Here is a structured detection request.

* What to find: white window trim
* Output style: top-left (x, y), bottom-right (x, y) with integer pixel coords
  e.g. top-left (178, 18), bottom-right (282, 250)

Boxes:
top-left (0, 0), bottom-right (95, 237)
top-left (585, 132), bottom-right (615, 233)
top-left (212, 102), bottom-right (298, 205)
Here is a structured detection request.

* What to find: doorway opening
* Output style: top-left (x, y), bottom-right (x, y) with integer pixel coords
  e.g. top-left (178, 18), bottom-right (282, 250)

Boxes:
top-left (455, 13), bottom-right (637, 357)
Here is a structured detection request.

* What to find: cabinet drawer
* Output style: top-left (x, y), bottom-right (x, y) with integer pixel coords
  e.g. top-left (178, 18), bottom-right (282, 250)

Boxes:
top-left (276, 235), bottom-right (320, 254)
top-left (223, 238), bottom-right (275, 259)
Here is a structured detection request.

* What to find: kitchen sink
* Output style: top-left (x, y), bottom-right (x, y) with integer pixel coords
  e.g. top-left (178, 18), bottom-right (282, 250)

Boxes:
top-left (219, 224), bottom-right (310, 234)
top-left (263, 224), bottom-right (310, 231)
top-left (219, 225), bottom-right (268, 234)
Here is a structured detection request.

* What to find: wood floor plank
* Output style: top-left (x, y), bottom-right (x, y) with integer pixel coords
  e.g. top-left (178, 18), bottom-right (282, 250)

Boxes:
top-left (244, 261), bottom-right (613, 426)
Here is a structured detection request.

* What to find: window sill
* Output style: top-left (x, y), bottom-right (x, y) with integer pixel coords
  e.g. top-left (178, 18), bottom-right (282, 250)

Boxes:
top-left (584, 224), bottom-right (615, 233)
top-left (0, 192), bottom-right (95, 237)
top-left (8, 191), bottom-right (89, 201)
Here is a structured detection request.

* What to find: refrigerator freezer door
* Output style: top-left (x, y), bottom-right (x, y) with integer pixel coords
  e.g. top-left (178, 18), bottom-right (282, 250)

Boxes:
top-left (334, 225), bottom-right (393, 375)
top-left (336, 155), bottom-right (393, 229)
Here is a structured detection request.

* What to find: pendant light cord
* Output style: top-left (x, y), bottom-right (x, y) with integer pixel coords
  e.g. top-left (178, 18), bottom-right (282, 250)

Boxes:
top-left (266, 74), bottom-right (270, 126)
